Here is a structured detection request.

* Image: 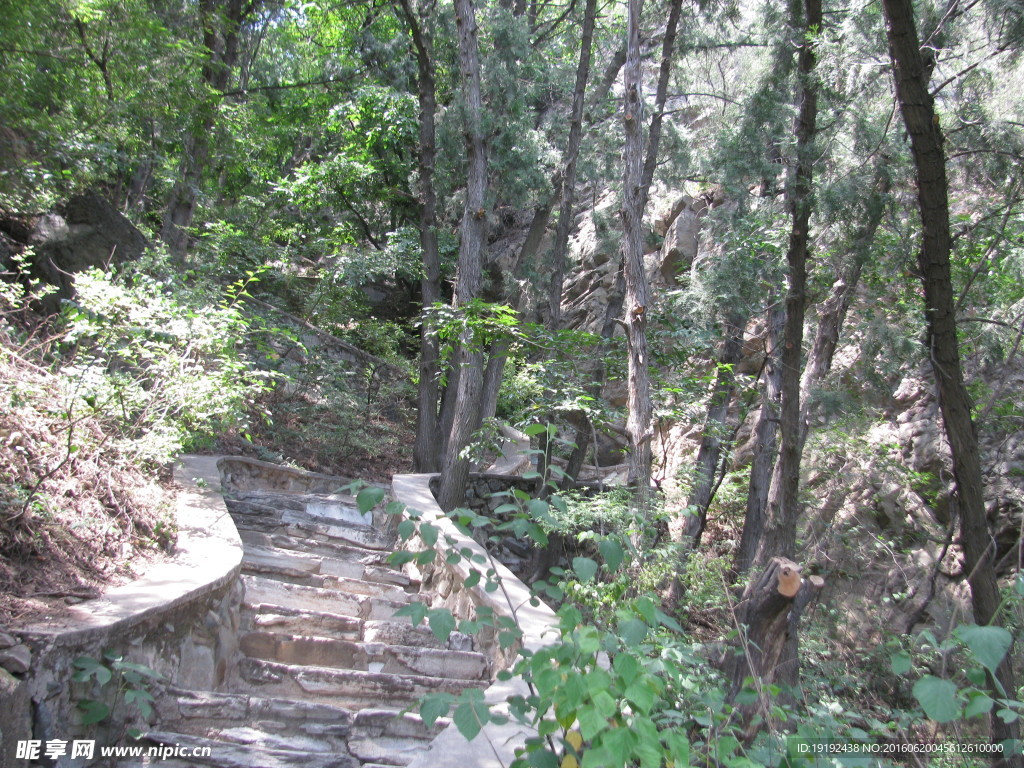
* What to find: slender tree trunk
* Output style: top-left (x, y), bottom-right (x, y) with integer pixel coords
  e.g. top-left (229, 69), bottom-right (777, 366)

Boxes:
top-left (398, 0), bottom-right (444, 473)
top-left (682, 312), bottom-right (747, 542)
top-left (621, 0), bottom-right (652, 500)
top-left (798, 172), bottom-right (888, 445)
top-left (883, 0), bottom-right (1019, 755)
top-left (437, 0), bottom-right (489, 511)
top-left (736, 304), bottom-right (784, 574)
top-left (547, 0), bottom-right (598, 326)
top-left (621, 0), bottom-right (683, 502)
top-left (161, 0), bottom-right (256, 259)
top-left (752, 0), bottom-right (821, 570)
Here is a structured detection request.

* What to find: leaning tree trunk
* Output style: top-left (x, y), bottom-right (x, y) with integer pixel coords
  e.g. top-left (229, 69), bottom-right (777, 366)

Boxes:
top-left (883, 0), bottom-right (1019, 755)
top-left (437, 0), bottom-right (488, 511)
top-left (398, 0), bottom-right (445, 473)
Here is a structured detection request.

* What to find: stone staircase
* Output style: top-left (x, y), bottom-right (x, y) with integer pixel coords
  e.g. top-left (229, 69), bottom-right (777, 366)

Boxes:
top-left (135, 483), bottom-right (492, 767)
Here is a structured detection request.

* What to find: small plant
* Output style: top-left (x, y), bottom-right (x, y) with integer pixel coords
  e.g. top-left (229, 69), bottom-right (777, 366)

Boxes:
top-left (72, 651), bottom-right (163, 740)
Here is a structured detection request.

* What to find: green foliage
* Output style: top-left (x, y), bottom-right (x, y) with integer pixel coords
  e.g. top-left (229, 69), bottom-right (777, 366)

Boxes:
top-left (62, 266), bottom-right (272, 463)
top-left (72, 650), bottom-right (162, 740)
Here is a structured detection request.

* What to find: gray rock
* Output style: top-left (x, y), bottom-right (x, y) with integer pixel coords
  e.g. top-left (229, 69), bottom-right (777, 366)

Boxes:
top-left (0, 644), bottom-right (31, 675)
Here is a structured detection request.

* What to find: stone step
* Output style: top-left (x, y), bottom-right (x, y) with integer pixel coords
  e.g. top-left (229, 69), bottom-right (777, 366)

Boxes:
top-left (140, 730), bottom-right (359, 768)
top-left (242, 574), bottom-right (414, 621)
top-left (239, 632), bottom-right (491, 680)
top-left (226, 497), bottom-right (393, 551)
top-left (242, 554), bottom-right (413, 601)
top-left (245, 604), bottom-right (363, 641)
top-left (236, 658), bottom-right (488, 710)
top-left (241, 542), bottom-right (414, 589)
top-left (155, 688), bottom-right (354, 738)
top-left (239, 529), bottom-right (390, 571)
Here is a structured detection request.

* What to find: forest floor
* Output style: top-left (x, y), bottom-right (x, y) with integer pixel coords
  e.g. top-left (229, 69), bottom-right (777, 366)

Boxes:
top-left (0, 354), bottom-right (176, 625)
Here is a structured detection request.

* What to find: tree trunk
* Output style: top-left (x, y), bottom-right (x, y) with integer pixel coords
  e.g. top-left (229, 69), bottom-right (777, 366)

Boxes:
top-left (621, 0), bottom-right (652, 501)
top-left (547, 0), bottom-right (598, 327)
top-left (161, 0), bottom-right (255, 259)
top-left (752, 0), bottom-right (821, 570)
top-left (682, 311), bottom-right (747, 543)
top-left (736, 305), bottom-right (784, 574)
top-left (398, 0), bottom-right (445, 473)
top-left (437, 0), bottom-right (488, 511)
top-left (620, 0), bottom-right (682, 504)
top-left (882, 0), bottom-right (1019, 755)
top-left (722, 558), bottom-right (824, 737)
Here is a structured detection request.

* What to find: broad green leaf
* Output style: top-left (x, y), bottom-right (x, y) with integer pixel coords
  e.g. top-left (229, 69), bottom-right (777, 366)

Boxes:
top-left (420, 692), bottom-right (454, 728)
top-left (619, 618), bottom-right (648, 647)
top-left (453, 688), bottom-right (490, 741)
top-left (428, 609), bottom-right (456, 641)
top-left (578, 703), bottom-right (610, 741)
top-left (524, 423), bottom-right (549, 436)
top-left (913, 675), bottom-right (960, 722)
top-left (964, 693), bottom-right (995, 718)
top-left (613, 652), bottom-right (639, 684)
top-left (420, 522), bottom-right (439, 547)
top-left (625, 679), bottom-right (656, 714)
top-left (393, 602), bottom-right (429, 626)
top-left (890, 651), bottom-right (912, 676)
top-left (956, 624), bottom-right (1013, 673)
top-left (572, 557), bottom-right (598, 583)
top-left (357, 486), bottom-right (385, 515)
top-left (78, 699), bottom-right (111, 725)
top-left (598, 539), bottom-right (625, 571)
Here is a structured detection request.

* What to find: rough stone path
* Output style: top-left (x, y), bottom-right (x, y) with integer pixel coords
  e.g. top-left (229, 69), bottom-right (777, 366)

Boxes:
top-left (135, 482), bottom-right (491, 767)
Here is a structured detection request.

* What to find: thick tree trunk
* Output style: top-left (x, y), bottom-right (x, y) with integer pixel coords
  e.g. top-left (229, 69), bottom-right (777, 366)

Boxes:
top-left (437, 0), bottom-right (488, 511)
top-left (753, 0), bottom-right (821, 570)
top-left (883, 0), bottom-right (1019, 755)
top-left (723, 558), bottom-right (824, 737)
top-left (398, 0), bottom-right (445, 473)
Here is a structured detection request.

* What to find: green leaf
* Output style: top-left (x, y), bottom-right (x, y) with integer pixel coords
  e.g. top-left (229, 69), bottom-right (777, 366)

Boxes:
top-left (613, 652), bottom-right (639, 684)
top-left (619, 619), bottom-right (648, 647)
top-left (420, 692), bottom-right (454, 728)
top-left (420, 522), bottom-right (439, 547)
top-left (464, 569), bottom-right (481, 588)
top-left (964, 693), bottom-right (995, 718)
top-left (357, 486), bottom-right (385, 515)
top-left (393, 602), bottom-right (429, 626)
top-left (913, 675), bottom-right (960, 723)
top-left (598, 539), bottom-right (625, 571)
top-left (573, 557), bottom-right (598, 583)
top-left (578, 703), bottom-right (610, 741)
top-left (625, 679), bottom-right (656, 714)
top-left (453, 688), bottom-right (490, 741)
top-left (523, 423), bottom-right (549, 436)
top-left (890, 651), bottom-right (912, 676)
top-left (78, 699), bottom-right (111, 725)
top-left (397, 519), bottom-right (416, 540)
top-left (956, 624), bottom-right (1013, 673)
top-left (73, 656), bottom-right (112, 686)
top-left (428, 609), bottom-right (456, 641)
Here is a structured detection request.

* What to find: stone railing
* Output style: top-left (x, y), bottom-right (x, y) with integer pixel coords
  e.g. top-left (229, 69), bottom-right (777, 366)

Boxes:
top-left (2, 456), bottom-right (243, 767)
top-left (391, 473), bottom-right (559, 768)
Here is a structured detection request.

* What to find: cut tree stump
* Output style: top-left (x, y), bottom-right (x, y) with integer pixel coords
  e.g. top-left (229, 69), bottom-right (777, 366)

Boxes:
top-left (721, 557), bottom-right (824, 733)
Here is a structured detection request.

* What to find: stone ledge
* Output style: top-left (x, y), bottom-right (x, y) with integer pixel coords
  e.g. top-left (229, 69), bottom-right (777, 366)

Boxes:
top-left (391, 473), bottom-right (560, 768)
top-left (15, 455), bottom-right (243, 644)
